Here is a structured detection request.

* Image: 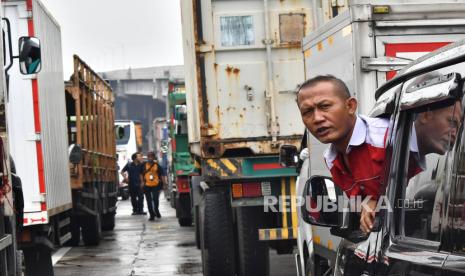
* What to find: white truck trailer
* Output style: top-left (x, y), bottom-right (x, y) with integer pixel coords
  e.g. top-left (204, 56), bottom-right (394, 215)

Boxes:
top-left (3, 0), bottom-right (72, 275)
top-left (295, 0), bottom-right (465, 275)
top-left (181, 0), bottom-right (312, 275)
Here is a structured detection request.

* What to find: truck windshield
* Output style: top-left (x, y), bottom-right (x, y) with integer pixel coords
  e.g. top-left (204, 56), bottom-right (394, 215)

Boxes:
top-left (116, 124), bottom-right (131, 145)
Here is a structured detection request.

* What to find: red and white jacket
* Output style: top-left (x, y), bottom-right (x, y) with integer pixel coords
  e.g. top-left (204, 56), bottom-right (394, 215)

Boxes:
top-left (324, 115), bottom-right (390, 200)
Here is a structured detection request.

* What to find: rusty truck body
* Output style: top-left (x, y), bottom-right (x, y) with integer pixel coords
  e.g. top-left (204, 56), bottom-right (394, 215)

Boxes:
top-left (180, 0), bottom-right (313, 275)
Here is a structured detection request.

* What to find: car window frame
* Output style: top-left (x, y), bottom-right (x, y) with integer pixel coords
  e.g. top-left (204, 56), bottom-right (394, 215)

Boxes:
top-left (388, 87), bottom-right (444, 251)
top-left (445, 96), bottom-right (465, 255)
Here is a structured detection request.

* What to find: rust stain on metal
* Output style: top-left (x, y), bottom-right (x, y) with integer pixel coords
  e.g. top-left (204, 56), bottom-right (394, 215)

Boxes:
top-left (226, 66), bottom-right (233, 75)
top-left (214, 63), bottom-right (218, 71)
top-left (233, 68), bottom-right (240, 75)
top-left (201, 136), bottom-right (302, 158)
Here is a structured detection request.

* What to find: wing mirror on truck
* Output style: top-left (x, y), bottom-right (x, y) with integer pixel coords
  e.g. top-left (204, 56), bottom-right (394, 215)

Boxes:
top-left (115, 125), bottom-right (125, 140)
top-left (18, 37), bottom-right (41, 75)
top-left (301, 176), bottom-right (345, 227)
top-left (279, 145), bottom-right (299, 167)
top-left (69, 144), bottom-right (82, 165)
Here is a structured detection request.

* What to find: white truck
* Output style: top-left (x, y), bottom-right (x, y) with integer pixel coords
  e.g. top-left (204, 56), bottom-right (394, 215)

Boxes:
top-left (181, 0), bottom-right (312, 275)
top-left (115, 119), bottom-right (139, 198)
top-left (0, 3), bottom-right (31, 275)
top-left (3, 0), bottom-right (72, 275)
top-left (294, 0), bottom-right (465, 275)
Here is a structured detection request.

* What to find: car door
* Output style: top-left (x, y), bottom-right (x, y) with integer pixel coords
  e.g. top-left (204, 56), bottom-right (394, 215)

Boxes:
top-left (380, 55), bottom-right (465, 276)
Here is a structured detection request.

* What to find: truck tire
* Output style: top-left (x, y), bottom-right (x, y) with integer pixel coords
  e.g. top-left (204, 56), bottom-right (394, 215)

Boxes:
top-left (81, 213), bottom-right (102, 246)
top-left (170, 191), bottom-right (176, 209)
top-left (200, 189), bottom-right (235, 276)
top-left (236, 206), bottom-right (269, 276)
top-left (194, 206), bottom-right (201, 249)
top-left (23, 245), bottom-right (53, 276)
top-left (101, 212), bottom-right (116, 231)
top-left (307, 255), bottom-right (330, 276)
top-left (64, 215), bottom-right (80, 246)
top-left (121, 190), bottom-right (129, 200)
top-left (178, 217), bottom-right (192, 227)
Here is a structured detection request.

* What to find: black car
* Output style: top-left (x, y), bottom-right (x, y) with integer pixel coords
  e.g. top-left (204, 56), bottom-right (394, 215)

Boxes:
top-left (283, 40), bottom-right (465, 275)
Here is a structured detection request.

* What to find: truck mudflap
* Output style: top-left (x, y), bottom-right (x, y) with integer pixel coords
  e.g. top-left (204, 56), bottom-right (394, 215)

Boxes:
top-left (202, 156), bottom-right (297, 180)
top-left (259, 177), bottom-right (298, 241)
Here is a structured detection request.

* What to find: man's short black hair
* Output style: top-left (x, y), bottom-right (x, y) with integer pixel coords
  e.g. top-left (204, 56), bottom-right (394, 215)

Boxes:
top-left (297, 75), bottom-right (351, 104)
top-left (131, 152), bottom-right (140, 161)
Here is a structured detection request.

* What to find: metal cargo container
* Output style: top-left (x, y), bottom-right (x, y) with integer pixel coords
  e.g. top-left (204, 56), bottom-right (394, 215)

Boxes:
top-left (181, 1), bottom-right (314, 275)
top-left (295, 1), bottom-right (465, 275)
top-left (4, 0), bottom-right (71, 226)
top-left (182, 0), bottom-right (312, 158)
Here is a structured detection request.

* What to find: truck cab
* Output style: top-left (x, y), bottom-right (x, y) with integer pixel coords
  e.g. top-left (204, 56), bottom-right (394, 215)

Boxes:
top-left (296, 39), bottom-right (465, 275)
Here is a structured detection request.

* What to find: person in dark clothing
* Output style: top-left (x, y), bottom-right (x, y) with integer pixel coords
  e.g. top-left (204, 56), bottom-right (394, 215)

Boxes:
top-left (142, 151), bottom-right (166, 221)
top-left (121, 152), bottom-right (146, 215)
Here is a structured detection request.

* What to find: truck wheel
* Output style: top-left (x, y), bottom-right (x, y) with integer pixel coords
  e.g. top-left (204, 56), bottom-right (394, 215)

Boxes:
top-left (101, 212), bottom-right (116, 231)
top-left (178, 217), bottom-right (192, 227)
top-left (194, 206), bottom-right (201, 249)
top-left (236, 206), bottom-right (269, 276)
top-left (201, 189), bottom-right (235, 276)
top-left (64, 215), bottom-right (80, 246)
top-left (23, 245), bottom-right (53, 276)
top-left (121, 190), bottom-right (129, 200)
top-left (81, 214), bottom-right (102, 246)
top-left (170, 191), bottom-right (176, 209)
top-left (307, 255), bottom-right (330, 276)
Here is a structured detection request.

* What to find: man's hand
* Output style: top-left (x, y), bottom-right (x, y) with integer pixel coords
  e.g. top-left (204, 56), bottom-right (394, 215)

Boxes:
top-left (360, 199), bottom-right (377, 234)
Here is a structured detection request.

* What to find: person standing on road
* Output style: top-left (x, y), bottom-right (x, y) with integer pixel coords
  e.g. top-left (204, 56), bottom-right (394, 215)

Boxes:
top-left (297, 75), bottom-right (389, 234)
top-left (143, 151), bottom-right (166, 221)
top-left (121, 152), bottom-right (146, 215)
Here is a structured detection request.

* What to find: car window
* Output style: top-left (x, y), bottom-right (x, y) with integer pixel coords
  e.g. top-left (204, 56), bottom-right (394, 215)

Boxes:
top-left (449, 94), bottom-right (465, 253)
top-left (398, 72), bottom-right (464, 242)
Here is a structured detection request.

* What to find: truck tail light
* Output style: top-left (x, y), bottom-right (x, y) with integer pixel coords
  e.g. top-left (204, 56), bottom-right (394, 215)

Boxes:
top-left (232, 182), bottom-right (262, 198)
top-left (176, 177), bottom-right (190, 193)
top-left (232, 184), bottom-right (243, 198)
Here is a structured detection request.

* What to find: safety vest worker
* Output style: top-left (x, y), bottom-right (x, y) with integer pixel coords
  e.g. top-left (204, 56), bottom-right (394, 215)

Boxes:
top-left (143, 160), bottom-right (162, 187)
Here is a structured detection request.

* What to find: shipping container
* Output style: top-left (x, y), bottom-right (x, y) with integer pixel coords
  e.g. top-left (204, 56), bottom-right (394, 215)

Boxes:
top-left (180, 1), bottom-right (313, 275)
top-left (182, 0), bottom-right (311, 158)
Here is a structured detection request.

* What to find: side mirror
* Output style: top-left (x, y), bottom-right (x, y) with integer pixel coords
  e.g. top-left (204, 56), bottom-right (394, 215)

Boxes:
top-left (301, 175), bottom-right (345, 227)
top-left (115, 125), bottom-right (125, 140)
top-left (279, 145), bottom-right (299, 167)
top-left (69, 144), bottom-right (83, 165)
top-left (18, 37), bottom-right (41, 75)
top-left (401, 72), bottom-right (464, 111)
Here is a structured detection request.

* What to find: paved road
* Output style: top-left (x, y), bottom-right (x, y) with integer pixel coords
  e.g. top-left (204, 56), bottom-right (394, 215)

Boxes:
top-left (53, 195), bottom-right (297, 276)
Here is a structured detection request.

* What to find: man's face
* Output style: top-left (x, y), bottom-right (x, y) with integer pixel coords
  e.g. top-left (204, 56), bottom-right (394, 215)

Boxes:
top-left (416, 101), bottom-right (462, 155)
top-left (148, 154), bottom-right (155, 162)
top-left (136, 153), bottom-right (144, 163)
top-left (297, 81), bottom-right (357, 145)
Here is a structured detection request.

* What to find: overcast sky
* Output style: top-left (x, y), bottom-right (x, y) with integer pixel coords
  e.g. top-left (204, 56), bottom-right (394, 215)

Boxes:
top-left (40, 0), bottom-right (184, 77)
